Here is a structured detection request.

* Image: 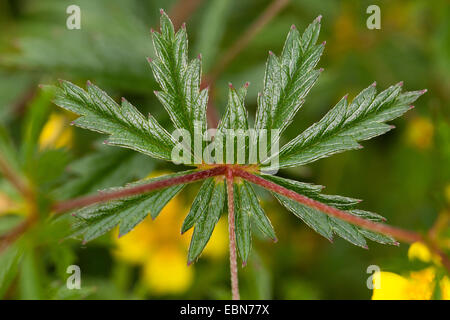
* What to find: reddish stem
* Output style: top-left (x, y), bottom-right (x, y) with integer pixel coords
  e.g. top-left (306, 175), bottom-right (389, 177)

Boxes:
top-left (168, 0), bottom-right (205, 30)
top-left (52, 167), bottom-right (226, 214)
top-left (226, 167), bottom-right (240, 300)
top-left (233, 168), bottom-right (423, 244)
top-left (0, 154), bottom-right (33, 201)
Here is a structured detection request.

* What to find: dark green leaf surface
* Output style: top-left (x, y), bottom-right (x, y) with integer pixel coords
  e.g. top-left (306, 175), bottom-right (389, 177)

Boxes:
top-left (261, 174), bottom-right (397, 247)
top-left (52, 80), bottom-right (176, 161)
top-left (150, 11), bottom-right (208, 140)
top-left (187, 179), bottom-right (226, 263)
top-left (233, 181), bottom-right (277, 264)
top-left (268, 82), bottom-right (426, 169)
top-left (255, 17), bottom-right (324, 148)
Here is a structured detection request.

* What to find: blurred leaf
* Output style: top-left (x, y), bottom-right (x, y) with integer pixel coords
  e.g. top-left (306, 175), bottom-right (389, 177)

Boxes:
top-left (55, 146), bottom-right (154, 200)
top-left (0, 243), bottom-right (23, 298)
top-left (195, 0), bottom-right (232, 72)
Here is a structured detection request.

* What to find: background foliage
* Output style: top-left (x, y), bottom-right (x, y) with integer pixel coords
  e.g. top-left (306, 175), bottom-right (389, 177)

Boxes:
top-left (0, 0), bottom-right (449, 299)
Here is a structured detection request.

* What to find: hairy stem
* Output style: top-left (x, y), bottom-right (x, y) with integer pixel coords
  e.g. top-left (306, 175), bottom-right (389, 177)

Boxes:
top-left (226, 167), bottom-right (240, 300)
top-left (52, 166), bottom-right (226, 214)
top-left (233, 168), bottom-right (422, 243)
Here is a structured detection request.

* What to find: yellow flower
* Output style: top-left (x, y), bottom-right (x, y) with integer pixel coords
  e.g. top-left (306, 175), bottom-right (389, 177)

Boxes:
top-left (445, 184), bottom-right (450, 205)
top-left (408, 242), bottom-right (431, 263)
top-left (38, 113), bottom-right (73, 149)
top-left (406, 116), bottom-right (434, 150)
top-left (372, 242), bottom-right (450, 300)
top-left (0, 192), bottom-right (23, 216)
top-left (113, 176), bottom-right (228, 295)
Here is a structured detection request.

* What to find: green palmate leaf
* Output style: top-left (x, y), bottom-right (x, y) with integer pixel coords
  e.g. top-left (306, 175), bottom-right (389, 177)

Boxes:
top-left (52, 80), bottom-right (176, 161)
top-left (261, 174), bottom-right (397, 247)
top-left (255, 16), bottom-right (324, 148)
top-left (71, 171), bottom-right (192, 242)
top-left (0, 244), bottom-right (23, 298)
top-left (150, 11), bottom-right (208, 140)
top-left (47, 12), bottom-right (424, 262)
top-left (185, 178), bottom-right (226, 264)
top-left (267, 82), bottom-right (426, 169)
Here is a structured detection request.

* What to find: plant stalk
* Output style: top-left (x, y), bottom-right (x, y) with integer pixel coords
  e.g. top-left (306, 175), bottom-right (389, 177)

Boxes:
top-left (52, 166), bottom-right (226, 214)
top-left (233, 168), bottom-right (423, 244)
top-left (226, 167), bottom-right (240, 300)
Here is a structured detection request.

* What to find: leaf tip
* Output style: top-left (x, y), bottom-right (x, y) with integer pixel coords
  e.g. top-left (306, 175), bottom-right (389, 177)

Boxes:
top-left (81, 240), bottom-right (87, 245)
top-left (371, 81), bottom-right (377, 87)
top-left (181, 22), bottom-right (186, 29)
top-left (409, 105), bottom-right (415, 110)
top-left (146, 57), bottom-right (153, 64)
top-left (228, 82), bottom-right (234, 89)
top-left (397, 81), bottom-right (404, 87)
top-left (159, 8), bottom-right (165, 15)
top-left (420, 88), bottom-right (428, 94)
top-left (242, 261), bottom-right (247, 267)
top-left (86, 80), bottom-right (92, 86)
top-left (362, 244), bottom-right (369, 250)
top-left (321, 40), bottom-right (327, 46)
top-left (187, 260), bottom-right (193, 266)
top-left (319, 67), bottom-right (324, 73)
top-left (197, 53), bottom-right (202, 60)
top-left (291, 24), bottom-right (296, 30)
top-left (268, 50), bottom-right (274, 56)
top-left (150, 27), bottom-right (155, 34)
top-left (315, 15), bottom-right (323, 23)
top-left (393, 241), bottom-right (400, 247)
top-left (244, 81), bottom-right (250, 88)
top-left (273, 237), bottom-right (278, 243)
top-left (389, 124), bottom-right (396, 129)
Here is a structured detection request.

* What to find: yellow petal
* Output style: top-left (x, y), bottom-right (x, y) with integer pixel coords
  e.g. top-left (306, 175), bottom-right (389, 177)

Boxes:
top-left (440, 276), bottom-right (450, 300)
top-left (407, 268), bottom-right (435, 299)
top-left (113, 220), bottom-right (154, 264)
top-left (143, 246), bottom-right (193, 294)
top-left (408, 242), bottom-right (432, 263)
top-left (445, 184), bottom-right (450, 205)
top-left (39, 113), bottom-right (72, 149)
top-left (372, 271), bottom-right (411, 300)
top-left (406, 117), bottom-right (434, 150)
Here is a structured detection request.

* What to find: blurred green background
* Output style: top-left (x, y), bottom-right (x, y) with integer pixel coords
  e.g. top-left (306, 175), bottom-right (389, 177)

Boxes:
top-left (0, 0), bottom-right (449, 299)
